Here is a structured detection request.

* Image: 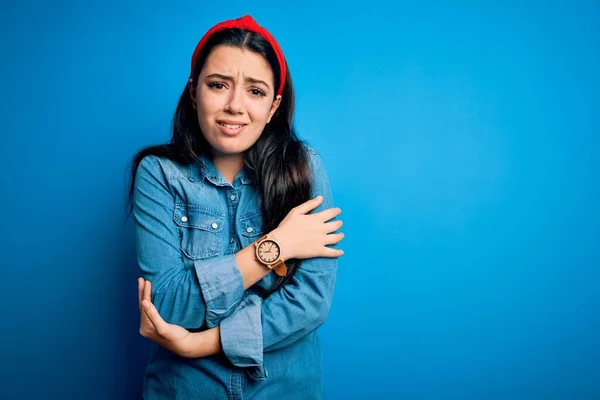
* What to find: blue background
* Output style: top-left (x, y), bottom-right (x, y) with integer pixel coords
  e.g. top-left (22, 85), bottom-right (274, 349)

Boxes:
top-left (1, 0), bottom-right (599, 399)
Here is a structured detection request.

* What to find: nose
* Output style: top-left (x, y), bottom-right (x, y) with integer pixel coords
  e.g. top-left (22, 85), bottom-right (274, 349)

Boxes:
top-left (225, 87), bottom-right (244, 114)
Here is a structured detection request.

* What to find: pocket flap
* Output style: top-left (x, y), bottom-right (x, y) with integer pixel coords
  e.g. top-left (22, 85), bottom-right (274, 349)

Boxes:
top-left (240, 211), bottom-right (264, 237)
top-left (174, 204), bottom-right (224, 232)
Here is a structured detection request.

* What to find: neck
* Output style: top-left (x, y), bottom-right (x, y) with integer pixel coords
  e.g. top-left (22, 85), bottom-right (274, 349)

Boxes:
top-left (211, 151), bottom-right (245, 184)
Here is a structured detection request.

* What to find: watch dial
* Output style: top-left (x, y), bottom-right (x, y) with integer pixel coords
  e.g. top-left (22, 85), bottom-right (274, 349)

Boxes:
top-left (258, 240), bottom-right (280, 263)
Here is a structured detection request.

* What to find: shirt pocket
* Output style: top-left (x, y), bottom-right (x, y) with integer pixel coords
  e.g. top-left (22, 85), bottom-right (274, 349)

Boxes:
top-left (174, 204), bottom-right (224, 260)
top-left (239, 210), bottom-right (264, 248)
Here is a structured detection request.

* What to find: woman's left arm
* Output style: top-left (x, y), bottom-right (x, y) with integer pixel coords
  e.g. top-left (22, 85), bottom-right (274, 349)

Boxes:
top-left (139, 246), bottom-right (338, 380)
top-left (138, 256), bottom-right (337, 362)
top-left (138, 150), bottom-right (340, 378)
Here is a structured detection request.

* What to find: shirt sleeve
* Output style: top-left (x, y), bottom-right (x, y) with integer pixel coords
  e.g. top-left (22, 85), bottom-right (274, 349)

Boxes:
top-left (133, 156), bottom-right (244, 329)
top-left (219, 149), bottom-right (339, 380)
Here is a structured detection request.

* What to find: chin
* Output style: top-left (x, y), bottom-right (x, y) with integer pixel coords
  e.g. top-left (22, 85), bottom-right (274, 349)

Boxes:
top-left (210, 138), bottom-right (255, 156)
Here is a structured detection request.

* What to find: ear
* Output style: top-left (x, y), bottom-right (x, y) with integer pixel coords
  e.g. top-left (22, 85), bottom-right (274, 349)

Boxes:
top-left (267, 95), bottom-right (282, 123)
top-left (188, 78), bottom-right (197, 109)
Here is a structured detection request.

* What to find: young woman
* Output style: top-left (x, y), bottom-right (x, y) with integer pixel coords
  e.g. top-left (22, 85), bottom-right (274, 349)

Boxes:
top-left (128, 15), bottom-right (344, 399)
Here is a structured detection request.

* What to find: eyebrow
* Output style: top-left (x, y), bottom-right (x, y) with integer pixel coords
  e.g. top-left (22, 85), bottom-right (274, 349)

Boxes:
top-left (205, 73), bottom-right (271, 90)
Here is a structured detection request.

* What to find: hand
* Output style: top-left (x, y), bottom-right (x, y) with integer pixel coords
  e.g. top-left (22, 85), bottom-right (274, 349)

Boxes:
top-left (137, 278), bottom-right (194, 357)
top-left (272, 195), bottom-right (344, 261)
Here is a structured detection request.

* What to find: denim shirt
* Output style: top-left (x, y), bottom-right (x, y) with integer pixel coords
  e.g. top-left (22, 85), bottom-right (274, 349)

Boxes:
top-left (133, 145), bottom-right (338, 399)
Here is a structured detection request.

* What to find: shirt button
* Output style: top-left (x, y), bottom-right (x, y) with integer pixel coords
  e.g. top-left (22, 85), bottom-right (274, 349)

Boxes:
top-left (211, 222), bottom-right (218, 229)
top-left (181, 216), bottom-right (188, 222)
top-left (230, 194), bottom-right (237, 201)
top-left (230, 237), bottom-right (235, 244)
top-left (246, 227), bottom-right (254, 233)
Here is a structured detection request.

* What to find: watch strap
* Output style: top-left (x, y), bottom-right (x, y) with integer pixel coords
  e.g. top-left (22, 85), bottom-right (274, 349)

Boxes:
top-left (272, 259), bottom-right (287, 277)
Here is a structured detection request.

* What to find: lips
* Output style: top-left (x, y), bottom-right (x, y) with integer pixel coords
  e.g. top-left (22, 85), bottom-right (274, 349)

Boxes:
top-left (216, 120), bottom-right (248, 136)
top-left (217, 119), bottom-right (248, 127)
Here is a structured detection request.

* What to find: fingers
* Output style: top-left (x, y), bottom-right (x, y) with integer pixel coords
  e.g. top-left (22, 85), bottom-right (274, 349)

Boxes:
top-left (323, 219), bottom-right (343, 233)
top-left (292, 195), bottom-right (324, 215)
top-left (138, 277), bottom-right (144, 304)
top-left (321, 246), bottom-right (344, 258)
top-left (139, 278), bottom-right (156, 338)
top-left (324, 232), bottom-right (345, 246)
top-left (144, 280), bottom-right (152, 303)
top-left (141, 300), bottom-right (168, 337)
top-left (314, 207), bottom-right (342, 222)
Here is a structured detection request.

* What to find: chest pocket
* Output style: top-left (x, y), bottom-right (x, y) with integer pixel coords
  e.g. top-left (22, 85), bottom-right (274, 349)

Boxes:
top-left (174, 204), bottom-right (224, 260)
top-left (239, 211), bottom-right (264, 248)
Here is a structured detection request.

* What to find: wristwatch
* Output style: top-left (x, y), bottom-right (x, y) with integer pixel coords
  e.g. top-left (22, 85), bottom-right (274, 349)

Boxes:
top-left (254, 234), bottom-right (287, 277)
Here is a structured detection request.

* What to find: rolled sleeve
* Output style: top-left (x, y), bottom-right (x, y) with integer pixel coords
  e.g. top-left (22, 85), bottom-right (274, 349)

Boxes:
top-left (195, 254), bottom-right (244, 328)
top-left (220, 294), bottom-right (267, 380)
top-left (220, 261), bottom-right (337, 381)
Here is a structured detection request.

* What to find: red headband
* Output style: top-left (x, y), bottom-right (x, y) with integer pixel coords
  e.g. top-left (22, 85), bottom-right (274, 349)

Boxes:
top-left (190, 15), bottom-right (287, 96)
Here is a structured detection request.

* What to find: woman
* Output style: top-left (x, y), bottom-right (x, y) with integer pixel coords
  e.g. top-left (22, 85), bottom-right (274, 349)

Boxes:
top-left (128, 15), bottom-right (344, 399)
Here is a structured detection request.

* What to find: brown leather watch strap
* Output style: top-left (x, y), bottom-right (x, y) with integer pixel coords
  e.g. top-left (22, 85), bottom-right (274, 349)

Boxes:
top-left (272, 259), bottom-right (287, 277)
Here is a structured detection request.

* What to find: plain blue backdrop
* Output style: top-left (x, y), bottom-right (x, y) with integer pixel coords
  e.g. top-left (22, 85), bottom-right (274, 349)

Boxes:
top-left (1, 0), bottom-right (598, 399)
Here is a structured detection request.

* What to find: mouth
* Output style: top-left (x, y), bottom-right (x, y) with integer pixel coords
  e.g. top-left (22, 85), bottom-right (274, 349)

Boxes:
top-left (217, 121), bottom-right (248, 136)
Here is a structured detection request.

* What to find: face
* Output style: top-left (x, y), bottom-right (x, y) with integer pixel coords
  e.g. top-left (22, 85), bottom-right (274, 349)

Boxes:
top-left (191, 45), bottom-right (281, 157)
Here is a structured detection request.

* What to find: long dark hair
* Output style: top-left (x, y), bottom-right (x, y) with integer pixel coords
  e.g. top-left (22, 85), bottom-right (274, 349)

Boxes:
top-left (127, 28), bottom-right (312, 296)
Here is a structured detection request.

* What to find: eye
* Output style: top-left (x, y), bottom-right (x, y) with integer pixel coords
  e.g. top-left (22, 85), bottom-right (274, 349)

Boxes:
top-left (207, 82), bottom-right (226, 90)
top-left (250, 88), bottom-right (266, 97)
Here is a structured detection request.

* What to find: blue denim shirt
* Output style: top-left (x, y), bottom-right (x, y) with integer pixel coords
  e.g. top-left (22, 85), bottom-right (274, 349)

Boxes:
top-left (133, 146), bottom-right (338, 399)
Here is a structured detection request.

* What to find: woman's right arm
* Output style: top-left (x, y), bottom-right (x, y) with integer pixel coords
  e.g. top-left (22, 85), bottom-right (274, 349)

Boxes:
top-left (133, 156), bottom-right (272, 329)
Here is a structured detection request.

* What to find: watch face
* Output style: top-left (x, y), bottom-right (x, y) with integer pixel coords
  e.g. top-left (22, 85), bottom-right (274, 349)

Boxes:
top-left (257, 239), bottom-right (280, 263)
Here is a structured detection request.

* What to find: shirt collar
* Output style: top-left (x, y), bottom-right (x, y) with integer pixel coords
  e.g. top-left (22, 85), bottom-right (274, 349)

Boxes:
top-left (193, 153), bottom-right (254, 186)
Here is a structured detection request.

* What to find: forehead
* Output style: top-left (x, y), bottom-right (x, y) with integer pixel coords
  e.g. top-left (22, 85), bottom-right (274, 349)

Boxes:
top-left (201, 45), bottom-right (274, 81)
